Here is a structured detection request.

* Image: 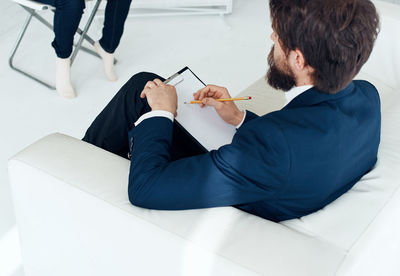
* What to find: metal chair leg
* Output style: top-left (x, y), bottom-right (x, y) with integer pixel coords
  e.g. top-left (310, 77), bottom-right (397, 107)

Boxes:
top-left (9, 7), bottom-right (56, 90)
top-left (75, 27), bottom-right (96, 45)
top-left (70, 0), bottom-right (102, 65)
top-left (26, 6), bottom-right (53, 31)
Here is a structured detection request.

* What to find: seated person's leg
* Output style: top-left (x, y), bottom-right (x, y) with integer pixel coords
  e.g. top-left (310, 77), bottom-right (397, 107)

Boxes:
top-left (170, 123), bottom-right (208, 161)
top-left (37, 0), bottom-right (85, 98)
top-left (99, 0), bottom-right (132, 54)
top-left (94, 0), bottom-right (133, 82)
top-left (82, 72), bottom-right (156, 158)
top-left (51, 0), bottom-right (85, 59)
top-left (83, 72), bottom-right (207, 160)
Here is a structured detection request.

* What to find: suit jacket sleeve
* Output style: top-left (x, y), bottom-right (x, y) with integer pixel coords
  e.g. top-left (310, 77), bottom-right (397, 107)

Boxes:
top-left (240, 110), bottom-right (259, 128)
top-left (128, 115), bottom-right (289, 210)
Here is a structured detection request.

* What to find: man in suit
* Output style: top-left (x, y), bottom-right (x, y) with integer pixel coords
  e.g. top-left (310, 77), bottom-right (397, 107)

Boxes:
top-left (83, 0), bottom-right (381, 222)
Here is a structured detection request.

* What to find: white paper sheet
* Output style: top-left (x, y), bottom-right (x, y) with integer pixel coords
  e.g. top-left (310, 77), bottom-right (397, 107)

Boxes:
top-left (172, 69), bottom-right (237, 151)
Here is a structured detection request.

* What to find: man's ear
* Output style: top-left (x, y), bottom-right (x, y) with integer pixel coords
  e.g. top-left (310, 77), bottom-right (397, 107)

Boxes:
top-left (290, 48), bottom-right (306, 71)
top-left (289, 48), bottom-right (314, 74)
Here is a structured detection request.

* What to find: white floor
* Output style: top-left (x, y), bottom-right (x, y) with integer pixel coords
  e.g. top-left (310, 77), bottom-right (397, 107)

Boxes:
top-left (0, 1), bottom-right (272, 275)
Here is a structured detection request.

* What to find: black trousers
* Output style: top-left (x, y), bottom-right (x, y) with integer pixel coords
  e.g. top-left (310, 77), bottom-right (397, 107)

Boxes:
top-left (82, 72), bottom-right (207, 160)
top-left (38, 0), bottom-right (132, 58)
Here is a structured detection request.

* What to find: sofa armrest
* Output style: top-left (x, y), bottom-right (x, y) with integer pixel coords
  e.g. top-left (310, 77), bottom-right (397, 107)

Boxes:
top-left (8, 133), bottom-right (345, 276)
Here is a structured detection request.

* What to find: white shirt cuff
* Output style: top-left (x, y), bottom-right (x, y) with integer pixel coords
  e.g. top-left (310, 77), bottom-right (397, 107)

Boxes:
top-left (235, 110), bottom-right (247, 129)
top-left (134, 110), bottom-right (174, 126)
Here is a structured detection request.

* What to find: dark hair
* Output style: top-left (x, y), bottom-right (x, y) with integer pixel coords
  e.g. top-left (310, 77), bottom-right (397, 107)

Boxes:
top-left (269, 0), bottom-right (380, 94)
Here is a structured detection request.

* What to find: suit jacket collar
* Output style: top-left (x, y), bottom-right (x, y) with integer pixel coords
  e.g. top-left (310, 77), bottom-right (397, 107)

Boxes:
top-left (283, 82), bottom-right (355, 109)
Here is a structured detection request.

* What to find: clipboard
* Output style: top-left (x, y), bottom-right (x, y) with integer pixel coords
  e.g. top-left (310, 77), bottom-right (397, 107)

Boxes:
top-left (165, 67), bottom-right (237, 151)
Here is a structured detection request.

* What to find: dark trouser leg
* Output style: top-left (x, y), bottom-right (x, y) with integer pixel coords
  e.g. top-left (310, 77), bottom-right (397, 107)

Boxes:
top-left (99, 0), bottom-right (132, 53)
top-left (38, 0), bottom-right (85, 58)
top-left (82, 72), bottom-right (207, 160)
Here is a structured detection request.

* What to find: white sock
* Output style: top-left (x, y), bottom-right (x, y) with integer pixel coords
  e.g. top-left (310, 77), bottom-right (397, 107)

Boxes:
top-left (94, 41), bottom-right (118, 82)
top-left (56, 57), bottom-right (76, 99)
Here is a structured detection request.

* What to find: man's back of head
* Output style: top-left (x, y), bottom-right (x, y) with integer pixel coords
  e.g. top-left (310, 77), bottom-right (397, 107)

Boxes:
top-left (268, 0), bottom-right (380, 94)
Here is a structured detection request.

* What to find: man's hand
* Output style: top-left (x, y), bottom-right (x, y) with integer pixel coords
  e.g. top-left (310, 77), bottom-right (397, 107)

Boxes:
top-left (194, 85), bottom-right (244, 126)
top-left (140, 79), bottom-right (178, 116)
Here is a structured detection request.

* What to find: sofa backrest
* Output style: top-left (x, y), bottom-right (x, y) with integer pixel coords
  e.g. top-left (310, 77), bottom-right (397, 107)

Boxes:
top-left (362, 0), bottom-right (400, 91)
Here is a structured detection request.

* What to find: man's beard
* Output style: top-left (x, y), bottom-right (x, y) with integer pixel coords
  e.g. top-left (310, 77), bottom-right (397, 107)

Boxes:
top-left (266, 46), bottom-right (296, 92)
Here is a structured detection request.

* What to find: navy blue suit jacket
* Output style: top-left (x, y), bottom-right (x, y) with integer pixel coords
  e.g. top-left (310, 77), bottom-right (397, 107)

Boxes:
top-left (128, 80), bottom-right (381, 222)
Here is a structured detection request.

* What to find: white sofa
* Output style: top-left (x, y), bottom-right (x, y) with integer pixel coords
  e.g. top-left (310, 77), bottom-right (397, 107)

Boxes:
top-left (8, 1), bottom-right (400, 275)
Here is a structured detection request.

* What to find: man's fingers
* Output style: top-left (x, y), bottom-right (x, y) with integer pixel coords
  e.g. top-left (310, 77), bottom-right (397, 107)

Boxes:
top-left (140, 87), bottom-right (153, 98)
top-left (202, 97), bottom-right (223, 109)
top-left (153, 79), bottom-right (164, 86)
top-left (197, 85), bottom-right (230, 100)
top-left (196, 85), bottom-right (216, 97)
top-left (203, 84), bottom-right (220, 91)
top-left (199, 91), bottom-right (207, 101)
top-left (199, 90), bottom-right (216, 101)
top-left (206, 91), bottom-right (215, 98)
top-left (197, 86), bottom-right (210, 94)
top-left (196, 85), bottom-right (215, 99)
top-left (145, 81), bottom-right (156, 89)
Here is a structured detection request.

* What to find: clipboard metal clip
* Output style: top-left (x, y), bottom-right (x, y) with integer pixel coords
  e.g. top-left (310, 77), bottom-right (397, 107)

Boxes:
top-left (164, 73), bottom-right (184, 86)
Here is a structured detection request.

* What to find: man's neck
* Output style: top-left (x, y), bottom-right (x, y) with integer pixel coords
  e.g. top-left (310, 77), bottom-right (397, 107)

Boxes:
top-left (295, 73), bottom-right (313, 87)
top-left (296, 81), bottom-right (313, 86)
